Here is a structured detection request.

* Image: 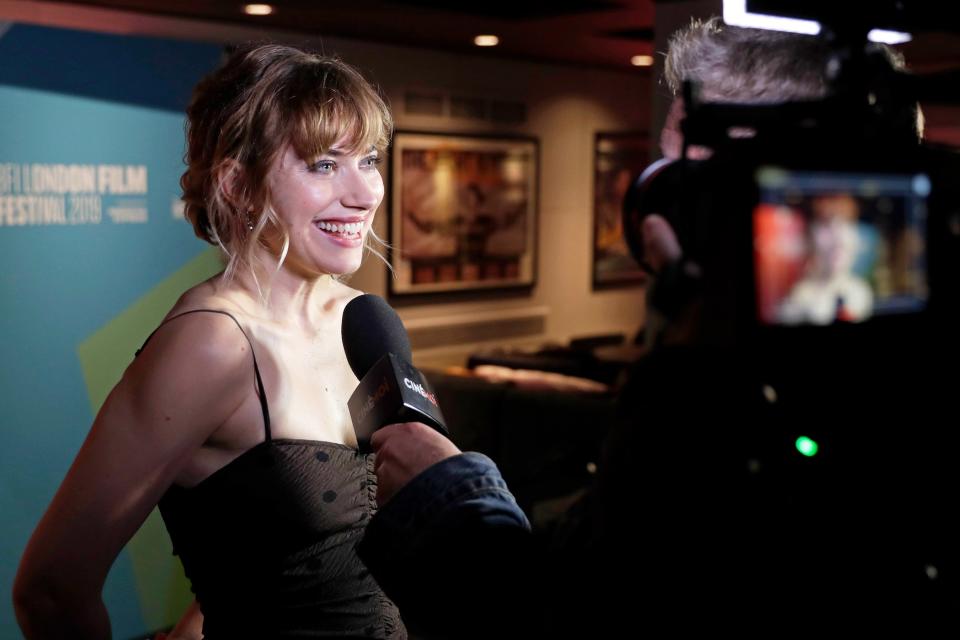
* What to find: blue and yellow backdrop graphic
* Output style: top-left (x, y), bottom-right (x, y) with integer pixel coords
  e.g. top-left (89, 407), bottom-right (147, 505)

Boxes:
top-left (1, 22), bottom-right (225, 638)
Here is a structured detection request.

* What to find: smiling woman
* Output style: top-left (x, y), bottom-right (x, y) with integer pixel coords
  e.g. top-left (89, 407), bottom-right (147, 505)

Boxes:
top-left (266, 143), bottom-right (385, 278)
top-left (181, 44), bottom-right (392, 290)
top-left (13, 45), bottom-right (406, 639)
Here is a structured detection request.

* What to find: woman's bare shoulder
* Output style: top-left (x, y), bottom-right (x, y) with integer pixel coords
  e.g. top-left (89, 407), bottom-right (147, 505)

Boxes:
top-left (159, 277), bottom-right (275, 339)
top-left (132, 309), bottom-right (253, 389)
top-left (132, 277), bottom-right (264, 384)
top-left (168, 276), bottom-right (248, 317)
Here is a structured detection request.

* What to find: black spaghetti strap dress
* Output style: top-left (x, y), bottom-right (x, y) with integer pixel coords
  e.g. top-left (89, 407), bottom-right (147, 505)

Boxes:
top-left (138, 309), bottom-right (405, 639)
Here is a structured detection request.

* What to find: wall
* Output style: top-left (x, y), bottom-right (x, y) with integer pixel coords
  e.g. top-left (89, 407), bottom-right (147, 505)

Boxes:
top-left (319, 37), bottom-right (653, 365)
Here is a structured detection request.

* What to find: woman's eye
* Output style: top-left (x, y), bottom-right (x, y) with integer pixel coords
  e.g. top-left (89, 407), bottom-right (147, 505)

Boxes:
top-left (310, 160), bottom-right (336, 174)
top-left (360, 155), bottom-right (381, 169)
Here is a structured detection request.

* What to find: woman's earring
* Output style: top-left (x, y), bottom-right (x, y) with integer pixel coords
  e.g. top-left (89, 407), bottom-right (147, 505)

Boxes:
top-left (246, 212), bottom-right (255, 231)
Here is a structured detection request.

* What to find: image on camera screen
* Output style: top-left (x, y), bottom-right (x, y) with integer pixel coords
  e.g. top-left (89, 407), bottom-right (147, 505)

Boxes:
top-left (753, 168), bottom-right (929, 326)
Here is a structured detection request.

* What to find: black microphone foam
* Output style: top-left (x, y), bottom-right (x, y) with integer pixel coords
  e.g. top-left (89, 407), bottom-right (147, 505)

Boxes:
top-left (342, 294), bottom-right (413, 379)
top-left (341, 294), bottom-right (447, 452)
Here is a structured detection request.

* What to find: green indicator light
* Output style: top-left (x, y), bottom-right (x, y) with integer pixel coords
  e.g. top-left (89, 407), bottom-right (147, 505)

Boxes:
top-left (796, 436), bottom-right (819, 457)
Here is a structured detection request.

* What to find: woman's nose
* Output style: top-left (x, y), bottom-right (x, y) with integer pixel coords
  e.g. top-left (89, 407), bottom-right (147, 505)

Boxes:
top-left (342, 169), bottom-right (382, 211)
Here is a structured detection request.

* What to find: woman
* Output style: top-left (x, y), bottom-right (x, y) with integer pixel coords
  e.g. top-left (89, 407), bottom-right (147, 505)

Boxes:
top-left (14, 44), bottom-right (405, 639)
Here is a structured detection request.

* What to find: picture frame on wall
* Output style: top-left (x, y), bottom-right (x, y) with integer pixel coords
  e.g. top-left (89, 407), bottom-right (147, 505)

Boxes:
top-left (388, 131), bottom-right (538, 296)
top-left (592, 131), bottom-right (650, 288)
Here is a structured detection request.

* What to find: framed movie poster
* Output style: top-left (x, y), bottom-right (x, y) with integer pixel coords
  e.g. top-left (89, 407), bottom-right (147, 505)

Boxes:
top-left (592, 132), bottom-right (650, 288)
top-left (389, 132), bottom-right (538, 295)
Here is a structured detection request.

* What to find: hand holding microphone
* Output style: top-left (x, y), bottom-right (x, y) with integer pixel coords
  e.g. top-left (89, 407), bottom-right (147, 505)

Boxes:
top-left (370, 422), bottom-right (461, 506)
top-left (341, 294), bottom-right (460, 504)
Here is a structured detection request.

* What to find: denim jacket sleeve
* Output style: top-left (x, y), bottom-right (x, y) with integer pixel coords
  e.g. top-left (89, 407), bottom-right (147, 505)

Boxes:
top-left (358, 453), bottom-right (535, 638)
top-left (364, 452), bottom-right (529, 544)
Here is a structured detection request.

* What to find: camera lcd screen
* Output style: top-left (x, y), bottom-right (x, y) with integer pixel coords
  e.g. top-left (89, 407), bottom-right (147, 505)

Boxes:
top-left (753, 168), bottom-right (928, 326)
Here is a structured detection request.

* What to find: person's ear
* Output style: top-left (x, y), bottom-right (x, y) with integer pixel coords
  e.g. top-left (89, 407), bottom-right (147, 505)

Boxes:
top-left (216, 159), bottom-right (246, 207)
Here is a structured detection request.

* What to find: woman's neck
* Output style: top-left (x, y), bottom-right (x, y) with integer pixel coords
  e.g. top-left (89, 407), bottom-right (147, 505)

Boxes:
top-left (229, 252), bottom-right (342, 332)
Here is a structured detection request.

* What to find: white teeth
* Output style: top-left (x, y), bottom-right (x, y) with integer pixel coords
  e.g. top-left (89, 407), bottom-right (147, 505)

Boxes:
top-left (317, 220), bottom-right (362, 235)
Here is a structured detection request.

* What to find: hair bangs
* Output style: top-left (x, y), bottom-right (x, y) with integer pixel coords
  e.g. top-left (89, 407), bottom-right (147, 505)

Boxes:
top-left (288, 64), bottom-right (392, 163)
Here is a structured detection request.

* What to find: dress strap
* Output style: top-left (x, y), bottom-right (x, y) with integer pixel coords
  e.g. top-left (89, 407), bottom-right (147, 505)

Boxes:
top-left (135, 309), bottom-right (272, 441)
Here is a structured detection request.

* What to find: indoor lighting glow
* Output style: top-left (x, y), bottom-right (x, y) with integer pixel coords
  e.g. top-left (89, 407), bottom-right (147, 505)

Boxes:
top-left (244, 4), bottom-right (274, 16)
top-left (723, 0), bottom-right (911, 44)
top-left (723, 0), bottom-right (820, 35)
top-left (868, 29), bottom-right (912, 45)
top-left (474, 35), bottom-right (500, 47)
top-left (631, 55), bottom-right (654, 67)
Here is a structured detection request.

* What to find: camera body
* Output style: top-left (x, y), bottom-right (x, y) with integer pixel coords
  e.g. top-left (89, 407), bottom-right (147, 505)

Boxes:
top-left (612, 10), bottom-right (960, 616)
top-left (624, 86), bottom-right (960, 349)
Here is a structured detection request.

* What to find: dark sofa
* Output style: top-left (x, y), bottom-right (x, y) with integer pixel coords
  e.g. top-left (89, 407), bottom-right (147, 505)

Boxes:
top-left (422, 369), bottom-right (618, 526)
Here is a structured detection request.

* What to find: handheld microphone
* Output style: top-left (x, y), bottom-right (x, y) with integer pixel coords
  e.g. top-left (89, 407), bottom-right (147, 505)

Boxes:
top-left (341, 294), bottom-right (448, 452)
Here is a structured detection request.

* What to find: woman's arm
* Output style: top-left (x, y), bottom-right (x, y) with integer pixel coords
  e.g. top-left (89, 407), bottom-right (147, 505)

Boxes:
top-left (155, 600), bottom-right (204, 640)
top-left (13, 313), bottom-right (251, 639)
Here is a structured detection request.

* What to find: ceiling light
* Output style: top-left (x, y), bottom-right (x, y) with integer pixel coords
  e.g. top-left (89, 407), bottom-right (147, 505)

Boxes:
top-left (243, 4), bottom-right (274, 16)
top-left (474, 35), bottom-right (499, 47)
top-left (631, 55), bottom-right (654, 67)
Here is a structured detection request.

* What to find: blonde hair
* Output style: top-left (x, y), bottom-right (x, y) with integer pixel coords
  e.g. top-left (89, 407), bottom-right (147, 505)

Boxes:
top-left (180, 44), bottom-right (394, 287)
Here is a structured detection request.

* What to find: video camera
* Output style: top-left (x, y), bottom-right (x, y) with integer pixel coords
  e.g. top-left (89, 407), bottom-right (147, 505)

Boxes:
top-left (613, 6), bottom-right (960, 614)
top-left (623, 2), bottom-right (960, 347)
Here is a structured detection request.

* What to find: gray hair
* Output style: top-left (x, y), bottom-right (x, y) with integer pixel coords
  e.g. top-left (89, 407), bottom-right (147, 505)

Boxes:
top-left (664, 17), bottom-right (834, 103)
top-left (663, 17), bottom-right (919, 136)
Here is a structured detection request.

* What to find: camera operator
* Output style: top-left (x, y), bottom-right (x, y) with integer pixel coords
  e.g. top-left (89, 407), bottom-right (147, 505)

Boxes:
top-left (359, 17), bottom-right (956, 637)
